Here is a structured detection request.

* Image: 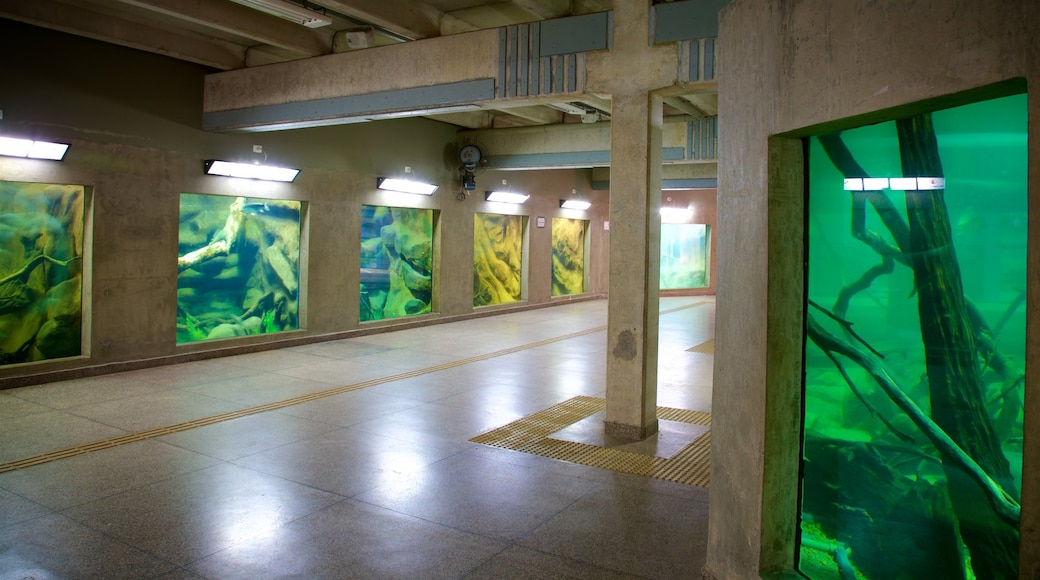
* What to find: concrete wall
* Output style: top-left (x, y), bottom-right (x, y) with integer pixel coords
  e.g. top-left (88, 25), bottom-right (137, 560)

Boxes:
top-left (0, 20), bottom-right (608, 387)
top-left (707, 0), bottom-right (1039, 578)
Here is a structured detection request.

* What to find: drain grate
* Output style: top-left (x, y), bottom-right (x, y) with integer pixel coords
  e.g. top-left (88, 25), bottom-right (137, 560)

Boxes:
top-left (471, 396), bottom-right (712, 487)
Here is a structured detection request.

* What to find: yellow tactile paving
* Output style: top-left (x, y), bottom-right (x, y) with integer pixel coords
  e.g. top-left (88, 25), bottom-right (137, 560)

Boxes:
top-left (470, 396), bottom-right (712, 487)
top-left (686, 339), bottom-right (715, 354)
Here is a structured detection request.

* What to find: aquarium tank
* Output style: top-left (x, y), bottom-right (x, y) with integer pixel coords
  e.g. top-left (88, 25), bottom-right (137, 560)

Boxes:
top-left (660, 223), bottom-right (709, 290)
top-left (360, 204), bottom-right (433, 321)
top-left (799, 93), bottom-right (1026, 579)
top-left (177, 193), bottom-right (301, 343)
top-left (474, 212), bottom-right (523, 306)
top-left (0, 181), bottom-right (85, 365)
top-left (551, 217), bottom-right (586, 296)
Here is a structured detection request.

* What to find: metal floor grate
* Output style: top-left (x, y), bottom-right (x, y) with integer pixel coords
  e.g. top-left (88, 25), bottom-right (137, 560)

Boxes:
top-left (471, 396), bottom-right (712, 487)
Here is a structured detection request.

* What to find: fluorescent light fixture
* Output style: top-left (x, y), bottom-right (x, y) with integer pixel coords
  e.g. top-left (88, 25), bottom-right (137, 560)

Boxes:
top-left (917, 177), bottom-right (945, 190)
top-left (560, 199), bottom-right (591, 210)
top-left (485, 191), bottom-right (529, 204)
top-left (842, 178), bottom-right (864, 191)
top-left (842, 176), bottom-right (946, 191)
top-left (204, 160), bottom-right (299, 182)
top-left (889, 177), bottom-right (917, 190)
top-left (0, 136), bottom-right (69, 160)
top-left (377, 177), bottom-right (438, 195)
top-left (863, 177), bottom-right (889, 190)
top-left (227, 0), bottom-right (332, 27)
top-left (660, 207), bottom-right (694, 223)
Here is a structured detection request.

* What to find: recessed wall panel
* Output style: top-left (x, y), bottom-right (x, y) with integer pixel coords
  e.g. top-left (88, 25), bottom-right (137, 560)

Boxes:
top-left (177, 194), bottom-right (301, 343)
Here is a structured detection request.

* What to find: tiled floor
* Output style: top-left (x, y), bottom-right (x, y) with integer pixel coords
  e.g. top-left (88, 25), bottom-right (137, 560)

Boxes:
top-left (0, 296), bottom-right (715, 579)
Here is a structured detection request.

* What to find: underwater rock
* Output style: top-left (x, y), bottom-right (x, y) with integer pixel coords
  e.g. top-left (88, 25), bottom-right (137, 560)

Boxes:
top-left (551, 218), bottom-right (585, 296)
top-left (205, 316), bottom-right (262, 340)
top-left (473, 213), bottom-right (522, 306)
top-left (36, 316), bottom-right (80, 358)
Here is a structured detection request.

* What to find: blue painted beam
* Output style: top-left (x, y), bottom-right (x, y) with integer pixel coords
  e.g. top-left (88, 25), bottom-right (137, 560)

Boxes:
top-left (488, 147), bottom-right (685, 169)
top-left (653, 0), bottom-right (731, 43)
top-left (539, 11), bottom-right (610, 56)
top-left (203, 79), bottom-right (496, 131)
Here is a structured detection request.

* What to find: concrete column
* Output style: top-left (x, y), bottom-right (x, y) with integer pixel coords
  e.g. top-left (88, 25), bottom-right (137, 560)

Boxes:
top-left (604, 89), bottom-right (663, 440)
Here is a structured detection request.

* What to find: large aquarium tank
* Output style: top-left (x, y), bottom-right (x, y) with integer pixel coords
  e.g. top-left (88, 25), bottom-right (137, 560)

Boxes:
top-left (177, 194), bottom-right (301, 343)
top-left (660, 223), bottom-right (709, 290)
top-left (0, 181), bottom-right (85, 364)
top-left (474, 212), bottom-right (523, 306)
top-left (551, 217), bottom-right (586, 296)
top-left (799, 93), bottom-right (1027, 579)
top-left (360, 205), bottom-right (433, 321)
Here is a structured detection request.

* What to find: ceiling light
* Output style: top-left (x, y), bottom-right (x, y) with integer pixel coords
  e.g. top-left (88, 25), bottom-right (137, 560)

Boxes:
top-left (228, 0), bottom-right (332, 27)
top-left (485, 191), bottom-right (529, 204)
top-left (560, 199), bottom-right (591, 210)
top-left (0, 136), bottom-right (69, 160)
top-left (377, 177), bottom-right (438, 195)
top-left (204, 160), bottom-right (299, 182)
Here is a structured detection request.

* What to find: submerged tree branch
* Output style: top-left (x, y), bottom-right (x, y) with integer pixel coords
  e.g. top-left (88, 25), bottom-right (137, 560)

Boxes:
top-left (807, 313), bottom-right (1021, 527)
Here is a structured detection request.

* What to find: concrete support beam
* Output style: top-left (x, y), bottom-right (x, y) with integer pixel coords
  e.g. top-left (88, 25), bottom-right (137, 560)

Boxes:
top-left (597, 0), bottom-right (679, 440)
top-left (309, 0), bottom-right (442, 40)
top-left (114, 0), bottom-right (330, 57)
top-left (204, 28), bottom-right (500, 113)
top-left (512, 0), bottom-right (571, 20)
top-left (459, 116), bottom-right (714, 169)
top-left (604, 89), bottom-right (663, 440)
top-left (0, 0), bottom-right (245, 70)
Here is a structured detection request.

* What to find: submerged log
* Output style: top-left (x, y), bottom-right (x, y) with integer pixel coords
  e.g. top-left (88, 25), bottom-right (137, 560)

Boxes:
top-left (897, 113), bottom-right (1019, 579)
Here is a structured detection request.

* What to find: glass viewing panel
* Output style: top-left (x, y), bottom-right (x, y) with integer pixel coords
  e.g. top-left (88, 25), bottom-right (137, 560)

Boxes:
top-left (177, 194), bottom-right (301, 343)
top-left (0, 181), bottom-right (85, 364)
top-left (660, 223), bottom-right (710, 290)
top-left (799, 93), bottom-right (1027, 579)
top-left (474, 212), bottom-right (523, 306)
top-left (551, 217), bottom-right (586, 296)
top-left (360, 205), bottom-right (433, 321)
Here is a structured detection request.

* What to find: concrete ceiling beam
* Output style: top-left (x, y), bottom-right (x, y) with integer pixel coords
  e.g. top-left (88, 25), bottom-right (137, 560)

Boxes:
top-left (113, 0), bottom-right (330, 57)
top-left (492, 105), bottom-right (565, 125)
top-left (309, 0), bottom-right (442, 40)
top-left (0, 0), bottom-right (245, 70)
top-left (511, 0), bottom-right (572, 20)
top-left (663, 96), bottom-right (706, 119)
top-left (680, 93), bottom-right (718, 117)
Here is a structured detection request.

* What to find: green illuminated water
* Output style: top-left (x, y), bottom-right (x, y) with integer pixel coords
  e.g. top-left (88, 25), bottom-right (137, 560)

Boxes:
top-left (360, 205), bottom-right (433, 321)
top-left (800, 93), bottom-right (1027, 579)
top-left (176, 193), bottom-right (301, 343)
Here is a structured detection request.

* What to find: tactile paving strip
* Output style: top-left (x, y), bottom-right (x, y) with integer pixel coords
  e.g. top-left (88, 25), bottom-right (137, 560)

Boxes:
top-left (0, 300), bottom-right (711, 475)
top-left (686, 339), bottom-right (715, 354)
top-left (471, 396), bottom-right (712, 487)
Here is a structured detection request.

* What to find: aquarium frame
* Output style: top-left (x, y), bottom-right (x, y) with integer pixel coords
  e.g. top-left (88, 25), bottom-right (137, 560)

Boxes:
top-left (793, 89), bottom-right (1030, 579)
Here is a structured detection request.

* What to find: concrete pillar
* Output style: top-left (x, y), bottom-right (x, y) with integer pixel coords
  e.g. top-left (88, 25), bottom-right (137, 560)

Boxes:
top-left (597, 0), bottom-right (668, 440)
top-left (604, 90), bottom-right (663, 439)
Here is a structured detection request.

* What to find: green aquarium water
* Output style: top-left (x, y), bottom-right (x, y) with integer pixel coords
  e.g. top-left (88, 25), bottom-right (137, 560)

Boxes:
top-left (360, 204), bottom-right (433, 321)
top-left (474, 212), bottom-right (523, 307)
top-left (177, 194), bottom-right (301, 343)
top-left (0, 181), bottom-right (84, 364)
top-left (660, 223), bottom-right (709, 290)
top-left (800, 93), bottom-right (1027, 579)
top-left (551, 217), bottom-right (586, 296)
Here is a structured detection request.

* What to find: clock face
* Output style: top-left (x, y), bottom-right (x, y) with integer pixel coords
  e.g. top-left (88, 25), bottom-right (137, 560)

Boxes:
top-left (459, 144), bottom-right (482, 168)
